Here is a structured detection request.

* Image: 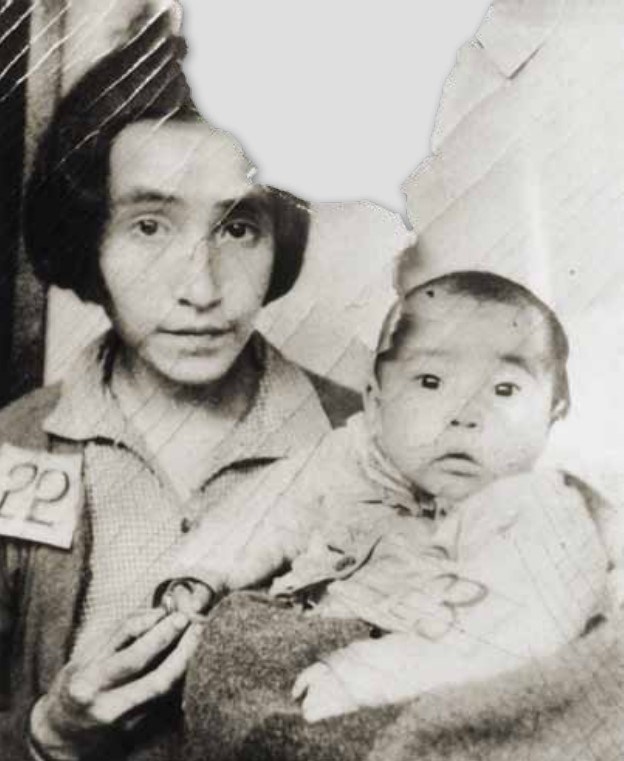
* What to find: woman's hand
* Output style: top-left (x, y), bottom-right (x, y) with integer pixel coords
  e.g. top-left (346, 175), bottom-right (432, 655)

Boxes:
top-left (29, 607), bottom-right (205, 760)
top-left (160, 579), bottom-right (215, 621)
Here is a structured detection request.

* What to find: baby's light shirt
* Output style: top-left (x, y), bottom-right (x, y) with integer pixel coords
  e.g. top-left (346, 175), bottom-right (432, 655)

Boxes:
top-left (294, 470), bottom-right (609, 661)
top-left (161, 412), bottom-right (611, 661)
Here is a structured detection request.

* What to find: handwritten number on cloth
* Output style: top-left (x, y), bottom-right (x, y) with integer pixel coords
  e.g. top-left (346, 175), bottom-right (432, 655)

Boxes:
top-left (377, 573), bottom-right (489, 639)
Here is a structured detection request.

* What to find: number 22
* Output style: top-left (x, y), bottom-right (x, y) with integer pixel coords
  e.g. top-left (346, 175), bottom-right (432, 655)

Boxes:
top-left (0, 462), bottom-right (70, 526)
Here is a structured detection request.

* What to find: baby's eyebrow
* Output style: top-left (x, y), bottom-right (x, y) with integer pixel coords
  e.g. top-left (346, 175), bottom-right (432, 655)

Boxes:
top-left (499, 352), bottom-right (537, 377)
top-left (407, 347), bottom-right (450, 359)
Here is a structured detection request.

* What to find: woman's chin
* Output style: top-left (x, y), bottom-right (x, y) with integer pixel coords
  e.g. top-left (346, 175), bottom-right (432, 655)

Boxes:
top-left (145, 350), bottom-right (240, 389)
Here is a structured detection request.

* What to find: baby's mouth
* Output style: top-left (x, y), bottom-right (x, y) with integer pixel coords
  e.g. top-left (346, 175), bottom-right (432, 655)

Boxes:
top-left (436, 452), bottom-right (477, 463)
top-left (433, 452), bottom-right (481, 475)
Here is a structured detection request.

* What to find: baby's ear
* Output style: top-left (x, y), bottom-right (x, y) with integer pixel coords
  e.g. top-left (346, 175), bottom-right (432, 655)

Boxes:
top-left (550, 397), bottom-right (569, 423)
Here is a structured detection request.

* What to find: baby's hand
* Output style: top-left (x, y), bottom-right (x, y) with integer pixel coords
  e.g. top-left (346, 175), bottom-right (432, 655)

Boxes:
top-left (293, 635), bottom-right (425, 722)
top-left (292, 662), bottom-right (359, 722)
top-left (160, 579), bottom-right (214, 621)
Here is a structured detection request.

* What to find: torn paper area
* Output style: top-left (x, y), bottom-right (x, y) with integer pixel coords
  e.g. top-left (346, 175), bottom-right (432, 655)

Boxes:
top-left (402, 0), bottom-right (624, 504)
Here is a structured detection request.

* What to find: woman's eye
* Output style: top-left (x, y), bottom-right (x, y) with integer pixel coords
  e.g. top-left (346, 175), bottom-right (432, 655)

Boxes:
top-left (495, 382), bottom-right (520, 397)
top-left (218, 220), bottom-right (259, 243)
top-left (416, 374), bottom-right (441, 390)
top-left (133, 218), bottom-right (166, 238)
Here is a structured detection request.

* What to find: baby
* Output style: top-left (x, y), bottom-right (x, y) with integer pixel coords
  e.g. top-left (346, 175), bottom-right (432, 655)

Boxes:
top-left (158, 270), bottom-right (614, 721)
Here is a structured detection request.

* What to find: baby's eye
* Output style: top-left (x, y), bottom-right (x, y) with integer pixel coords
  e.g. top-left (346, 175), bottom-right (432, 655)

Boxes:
top-left (495, 382), bottom-right (520, 397)
top-left (416, 374), bottom-right (441, 390)
top-left (217, 220), bottom-right (260, 243)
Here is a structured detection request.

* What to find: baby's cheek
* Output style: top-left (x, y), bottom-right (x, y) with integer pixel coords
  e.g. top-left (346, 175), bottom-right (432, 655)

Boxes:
top-left (489, 425), bottom-right (548, 475)
top-left (392, 401), bottom-right (450, 446)
top-left (377, 430), bottom-right (429, 487)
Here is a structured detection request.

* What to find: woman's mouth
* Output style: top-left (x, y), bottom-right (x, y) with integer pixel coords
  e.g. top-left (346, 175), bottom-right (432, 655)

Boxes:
top-left (156, 325), bottom-right (236, 356)
top-left (161, 325), bottom-right (234, 338)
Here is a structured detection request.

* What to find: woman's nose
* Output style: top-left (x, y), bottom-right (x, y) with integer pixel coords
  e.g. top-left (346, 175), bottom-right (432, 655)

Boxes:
top-left (175, 238), bottom-right (221, 309)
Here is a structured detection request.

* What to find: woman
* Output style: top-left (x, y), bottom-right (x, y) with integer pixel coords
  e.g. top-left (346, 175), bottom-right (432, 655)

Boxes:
top-left (0, 23), bottom-right (358, 761)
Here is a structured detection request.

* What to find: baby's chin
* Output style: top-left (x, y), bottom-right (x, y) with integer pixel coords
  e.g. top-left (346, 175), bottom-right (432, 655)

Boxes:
top-left (419, 473), bottom-right (494, 504)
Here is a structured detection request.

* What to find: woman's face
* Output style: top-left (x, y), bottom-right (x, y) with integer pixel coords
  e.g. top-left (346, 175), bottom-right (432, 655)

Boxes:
top-left (100, 120), bottom-right (275, 387)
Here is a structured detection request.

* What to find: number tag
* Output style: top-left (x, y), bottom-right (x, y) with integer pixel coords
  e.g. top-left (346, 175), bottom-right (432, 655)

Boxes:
top-left (0, 444), bottom-right (82, 549)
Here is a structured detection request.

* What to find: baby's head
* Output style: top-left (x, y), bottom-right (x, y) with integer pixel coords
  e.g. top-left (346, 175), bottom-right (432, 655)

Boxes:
top-left (367, 271), bottom-right (570, 502)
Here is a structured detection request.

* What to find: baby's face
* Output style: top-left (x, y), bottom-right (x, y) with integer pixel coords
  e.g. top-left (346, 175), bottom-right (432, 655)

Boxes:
top-left (371, 289), bottom-right (558, 502)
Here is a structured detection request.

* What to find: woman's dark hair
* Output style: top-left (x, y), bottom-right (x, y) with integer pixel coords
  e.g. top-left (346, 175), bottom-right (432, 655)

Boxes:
top-left (23, 15), bottom-right (309, 306)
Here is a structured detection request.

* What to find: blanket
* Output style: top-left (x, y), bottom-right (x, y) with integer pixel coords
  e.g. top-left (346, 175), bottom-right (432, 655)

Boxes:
top-left (183, 592), bottom-right (624, 761)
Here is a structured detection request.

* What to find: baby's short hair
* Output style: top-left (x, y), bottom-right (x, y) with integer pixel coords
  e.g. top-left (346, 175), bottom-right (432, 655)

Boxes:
top-left (376, 270), bottom-right (571, 418)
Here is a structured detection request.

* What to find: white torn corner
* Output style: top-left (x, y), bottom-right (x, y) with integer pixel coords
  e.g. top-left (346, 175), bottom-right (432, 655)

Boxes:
top-left (475, 0), bottom-right (564, 78)
top-left (402, 0), bottom-right (624, 504)
top-left (431, 0), bottom-right (564, 150)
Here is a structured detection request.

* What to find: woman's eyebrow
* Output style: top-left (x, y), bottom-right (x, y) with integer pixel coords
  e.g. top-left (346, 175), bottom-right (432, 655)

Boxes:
top-left (213, 196), bottom-right (270, 223)
top-left (114, 189), bottom-right (181, 207)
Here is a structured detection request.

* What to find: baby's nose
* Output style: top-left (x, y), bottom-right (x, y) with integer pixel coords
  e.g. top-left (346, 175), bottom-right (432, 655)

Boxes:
top-left (449, 417), bottom-right (478, 429)
top-left (449, 397), bottom-right (484, 429)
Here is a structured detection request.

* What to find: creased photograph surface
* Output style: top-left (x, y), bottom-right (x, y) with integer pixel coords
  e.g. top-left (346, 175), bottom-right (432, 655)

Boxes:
top-left (0, 2), bottom-right (623, 760)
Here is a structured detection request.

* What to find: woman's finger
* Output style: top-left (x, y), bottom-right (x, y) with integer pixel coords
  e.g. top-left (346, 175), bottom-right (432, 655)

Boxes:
top-left (96, 622), bottom-right (204, 721)
top-left (66, 609), bottom-right (169, 671)
top-left (97, 612), bottom-right (189, 689)
top-left (107, 608), bottom-right (168, 654)
top-left (171, 584), bottom-right (213, 616)
top-left (170, 585), bottom-right (194, 613)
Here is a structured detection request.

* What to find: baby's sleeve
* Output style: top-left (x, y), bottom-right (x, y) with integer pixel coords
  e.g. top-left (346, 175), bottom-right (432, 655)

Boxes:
top-left (451, 471), bottom-right (610, 658)
top-left (156, 441), bottom-right (339, 599)
top-left (567, 472), bottom-right (624, 609)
